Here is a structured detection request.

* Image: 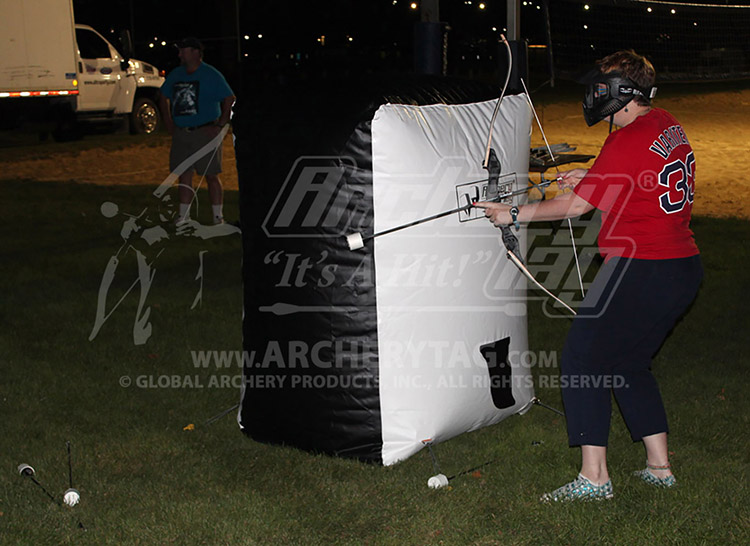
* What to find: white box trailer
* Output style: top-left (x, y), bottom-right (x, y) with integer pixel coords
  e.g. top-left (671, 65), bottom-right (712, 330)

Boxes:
top-left (0, 0), bottom-right (164, 138)
top-left (0, 0), bottom-right (78, 96)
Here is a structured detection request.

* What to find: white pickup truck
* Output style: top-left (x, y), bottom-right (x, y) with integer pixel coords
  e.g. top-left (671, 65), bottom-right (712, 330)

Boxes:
top-left (0, 0), bottom-right (164, 139)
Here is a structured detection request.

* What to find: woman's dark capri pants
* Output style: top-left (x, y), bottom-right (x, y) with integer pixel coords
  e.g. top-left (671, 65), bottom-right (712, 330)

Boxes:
top-left (561, 254), bottom-right (703, 447)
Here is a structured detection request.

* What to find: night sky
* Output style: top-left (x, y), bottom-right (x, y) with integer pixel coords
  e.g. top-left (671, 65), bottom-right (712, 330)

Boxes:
top-left (70, 0), bottom-right (750, 86)
top-left (71, 1), bottom-right (539, 71)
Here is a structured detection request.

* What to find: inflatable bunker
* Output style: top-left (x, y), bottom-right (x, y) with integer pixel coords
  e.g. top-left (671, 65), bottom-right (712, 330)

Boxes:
top-left (232, 74), bottom-right (534, 465)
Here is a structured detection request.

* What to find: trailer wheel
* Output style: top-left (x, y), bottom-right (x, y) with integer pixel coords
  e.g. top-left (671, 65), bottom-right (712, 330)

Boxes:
top-left (130, 97), bottom-right (160, 134)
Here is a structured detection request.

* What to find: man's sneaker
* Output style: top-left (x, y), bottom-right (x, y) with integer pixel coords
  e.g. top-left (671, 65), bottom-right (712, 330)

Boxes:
top-left (213, 217), bottom-right (225, 225)
top-left (540, 474), bottom-right (614, 502)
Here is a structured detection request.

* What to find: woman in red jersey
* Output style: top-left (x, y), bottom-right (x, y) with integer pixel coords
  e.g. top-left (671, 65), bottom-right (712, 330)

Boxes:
top-left (477, 50), bottom-right (702, 502)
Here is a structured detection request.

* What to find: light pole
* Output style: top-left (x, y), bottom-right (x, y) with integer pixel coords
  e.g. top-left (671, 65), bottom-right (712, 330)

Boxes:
top-left (507, 0), bottom-right (520, 41)
top-left (505, 0), bottom-right (528, 92)
top-left (414, 0), bottom-right (444, 75)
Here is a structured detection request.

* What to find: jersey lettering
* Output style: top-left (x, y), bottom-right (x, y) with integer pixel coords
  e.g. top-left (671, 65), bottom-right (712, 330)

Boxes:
top-left (649, 140), bottom-right (669, 159)
top-left (649, 124), bottom-right (690, 160)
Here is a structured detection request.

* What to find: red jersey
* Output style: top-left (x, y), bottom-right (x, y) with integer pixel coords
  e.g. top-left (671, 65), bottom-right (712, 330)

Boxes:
top-left (573, 108), bottom-right (699, 260)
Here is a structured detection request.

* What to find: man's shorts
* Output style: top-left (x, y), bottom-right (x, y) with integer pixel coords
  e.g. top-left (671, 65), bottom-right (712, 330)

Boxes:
top-left (170, 126), bottom-right (223, 175)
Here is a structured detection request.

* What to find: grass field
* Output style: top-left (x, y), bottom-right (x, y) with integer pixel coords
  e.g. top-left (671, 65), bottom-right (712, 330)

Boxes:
top-left (1, 178), bottom-right (748, 545)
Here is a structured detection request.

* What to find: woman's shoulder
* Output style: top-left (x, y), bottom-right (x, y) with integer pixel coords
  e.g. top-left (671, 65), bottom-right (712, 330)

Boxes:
top-left (615, 108), bottom-right (677, 141)
top-left (651, 107), bottom-right (681, 124)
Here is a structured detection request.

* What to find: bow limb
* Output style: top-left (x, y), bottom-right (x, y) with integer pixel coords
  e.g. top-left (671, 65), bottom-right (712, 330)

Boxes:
top-left (506, 251), bottom-right (577, 316)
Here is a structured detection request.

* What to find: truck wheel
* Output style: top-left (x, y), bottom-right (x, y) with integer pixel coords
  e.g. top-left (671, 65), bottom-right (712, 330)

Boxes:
top-left (130, 97), bottom-right (160, 134)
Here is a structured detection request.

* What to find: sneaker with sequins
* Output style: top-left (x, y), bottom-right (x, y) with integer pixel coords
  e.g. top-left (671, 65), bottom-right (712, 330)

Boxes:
top-left (633, 468), bottom-right (677, 488)
top-left (540, 474), bottom-right (614, 502)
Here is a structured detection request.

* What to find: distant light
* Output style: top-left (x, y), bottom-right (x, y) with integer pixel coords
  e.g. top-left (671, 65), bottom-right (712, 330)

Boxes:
top-left (536, 4), bottom-right (540, 8)
top-left (491, 26), bottom-right (497, 31)
top-left (392, 0), bottom-right (397, 5)
top-left (410, 2), bottom-right (418, 9)
top-left (583, 25), bottom-right (588, 30)
top-left (161, 41), bottom-right (166, 46)
top-left (584, 4), bottom-right (590, 10)
top-left (257, 34), bottom-right (263, 39)
top-left (694, 22), bottom-right (698, 26)
top-left (671, 9), bottom-right (676, 14)
top-left (647, 7), bottom-right (652, 12)
top-left (348, 36), bottom-right (353, 42)
top-left (149, 43), bottom-right (154, 48)
top-left (478, 2), bottom-right (486, 9)
top-left (244, 35), bottom-right (250, 40)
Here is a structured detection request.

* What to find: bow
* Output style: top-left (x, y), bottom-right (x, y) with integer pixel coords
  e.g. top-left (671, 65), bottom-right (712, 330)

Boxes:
top-left (481, 37), bottom-right (578, 316)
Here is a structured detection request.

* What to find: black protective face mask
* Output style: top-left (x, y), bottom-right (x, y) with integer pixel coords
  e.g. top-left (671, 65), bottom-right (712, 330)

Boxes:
top-left (578, 68), bottom-right (657, 127)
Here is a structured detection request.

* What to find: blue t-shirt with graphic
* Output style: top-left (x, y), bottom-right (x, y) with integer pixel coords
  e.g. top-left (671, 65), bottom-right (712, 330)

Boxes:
top-left (161, 63), bottom-right (234, 128)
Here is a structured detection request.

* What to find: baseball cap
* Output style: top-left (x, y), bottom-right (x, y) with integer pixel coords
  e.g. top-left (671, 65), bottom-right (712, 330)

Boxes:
top-left (174, 37), bottom-right (204, 50)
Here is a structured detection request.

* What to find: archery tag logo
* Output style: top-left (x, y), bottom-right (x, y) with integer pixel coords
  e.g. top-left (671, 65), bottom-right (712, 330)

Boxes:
top-left (263, 156), bottom-right (368, 238)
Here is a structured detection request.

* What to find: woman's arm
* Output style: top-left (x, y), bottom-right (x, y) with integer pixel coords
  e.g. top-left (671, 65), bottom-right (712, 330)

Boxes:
top-left (557, 168), bottom-right (589, 190)
top-left (475, 190), bottom-right (595, 227)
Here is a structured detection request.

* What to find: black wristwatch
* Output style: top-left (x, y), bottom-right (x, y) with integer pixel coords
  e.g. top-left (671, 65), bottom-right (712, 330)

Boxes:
top-left (509, 206), bottom-right (520, 231)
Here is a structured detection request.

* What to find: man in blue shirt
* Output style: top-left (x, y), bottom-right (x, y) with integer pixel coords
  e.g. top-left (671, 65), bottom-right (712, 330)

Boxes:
top-left (159, 37), bottom-right (235, 225)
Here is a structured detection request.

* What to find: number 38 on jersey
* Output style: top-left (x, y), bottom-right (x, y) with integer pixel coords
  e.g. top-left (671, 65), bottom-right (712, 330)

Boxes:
top-left (658, 151), bottom-right (695, 214)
